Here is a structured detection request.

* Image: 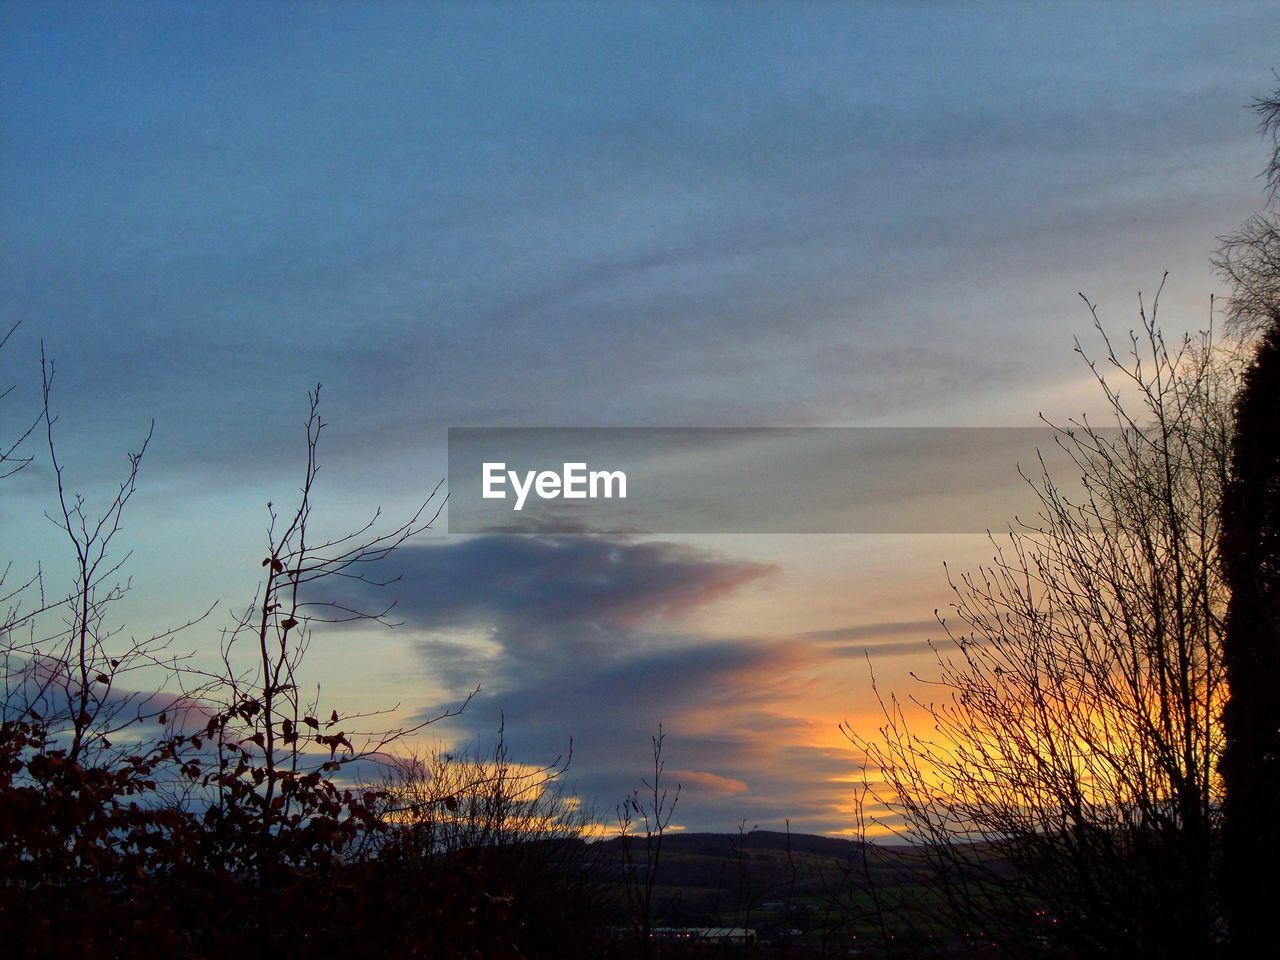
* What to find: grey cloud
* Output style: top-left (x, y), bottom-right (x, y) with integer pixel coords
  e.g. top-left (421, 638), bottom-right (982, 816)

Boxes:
top-left (331, 532), bottom-right (868, 830)
top-left (348, 534), bottom-right (774, 639)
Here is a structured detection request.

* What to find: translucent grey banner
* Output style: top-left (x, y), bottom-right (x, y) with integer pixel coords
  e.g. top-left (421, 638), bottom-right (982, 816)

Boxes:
top-left (447, 427), bottom-right (1108, 535)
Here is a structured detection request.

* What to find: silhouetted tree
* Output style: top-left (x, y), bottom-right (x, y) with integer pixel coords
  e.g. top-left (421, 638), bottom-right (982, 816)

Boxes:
top-left (2, 334), bottom-right (619, 959)
top-left (374, 723), bottom-right (605, 958)
top-left (0, 323), bottom-right (36, 481)
top-left (1214, 80), bottom-right (1280, 959)
top-left (1, 341), bottom-right (215, 956)
top-left (846, 290), bottom-right (1238, 958)
top-left (1217, 321), bottom-right (1280, 958)
top-left (617, 725), bottom-right (681, 957)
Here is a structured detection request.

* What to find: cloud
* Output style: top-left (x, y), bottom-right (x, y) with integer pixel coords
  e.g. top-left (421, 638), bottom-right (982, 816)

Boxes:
top-left (827, 639), bottom-right (938, 660)
top-left (5, 1), bottom-right (1272, 494)
top-left (341, 533), bottom-right (773, 650)
top-left (669, 770), bottom-right (750, 796)
top-left (329, 533), bottom-right (875, 830)
top-left (796, 620), bottom-right (938, 645)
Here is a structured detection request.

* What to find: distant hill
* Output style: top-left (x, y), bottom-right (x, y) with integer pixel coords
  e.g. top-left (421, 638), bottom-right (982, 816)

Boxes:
top-left (586, 829), bottom-right (1016, 950)
top-left (660, 831), bottom-right (865, 859)
top-left (587, 830), bottom-right (936, 924)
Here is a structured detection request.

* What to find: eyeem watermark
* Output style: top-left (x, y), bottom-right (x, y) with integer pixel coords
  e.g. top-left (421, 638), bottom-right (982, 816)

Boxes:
top-left (482, 461), bottom-right (627, 511)
top-left (449, 427), bottom-right (1120, 534)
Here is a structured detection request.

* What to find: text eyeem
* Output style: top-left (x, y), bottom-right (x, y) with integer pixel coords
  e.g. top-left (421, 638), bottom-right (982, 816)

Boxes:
top-left (481, 462), bottom-right (628, 511)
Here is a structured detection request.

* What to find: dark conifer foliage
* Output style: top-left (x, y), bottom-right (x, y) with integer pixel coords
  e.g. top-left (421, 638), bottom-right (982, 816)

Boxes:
top-left (1219, 319), bottom-right (1280, 956)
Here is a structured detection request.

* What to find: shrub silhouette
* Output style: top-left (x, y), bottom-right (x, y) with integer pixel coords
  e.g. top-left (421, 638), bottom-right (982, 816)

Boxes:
top-left (0, 351), bottom-right (606, 959)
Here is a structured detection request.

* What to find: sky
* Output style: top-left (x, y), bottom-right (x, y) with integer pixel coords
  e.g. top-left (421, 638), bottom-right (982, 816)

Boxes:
top-left (2, 1), bottom-right (1277, 834)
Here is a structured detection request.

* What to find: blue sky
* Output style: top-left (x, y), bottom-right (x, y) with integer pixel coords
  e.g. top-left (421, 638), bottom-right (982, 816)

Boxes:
top-left (2, 1), bottom-right (1277, 833)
